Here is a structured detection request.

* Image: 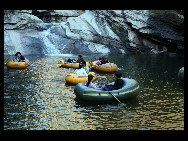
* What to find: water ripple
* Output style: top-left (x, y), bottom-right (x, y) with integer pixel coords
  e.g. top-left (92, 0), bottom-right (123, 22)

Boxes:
top-left (4, 54), bottom-right (184, 130)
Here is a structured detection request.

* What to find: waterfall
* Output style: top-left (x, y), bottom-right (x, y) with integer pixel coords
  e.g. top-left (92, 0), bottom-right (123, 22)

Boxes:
top-left (39, 27), bottom-right (61, 55)
top-left (4, 30), bottom-right (23, 55)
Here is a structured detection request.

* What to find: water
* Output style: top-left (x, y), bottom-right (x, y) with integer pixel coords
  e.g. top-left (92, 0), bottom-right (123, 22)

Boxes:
top-left (39, 28), bottom-right (61, 54)
top-left (4, 54), bottom-right (184, 130)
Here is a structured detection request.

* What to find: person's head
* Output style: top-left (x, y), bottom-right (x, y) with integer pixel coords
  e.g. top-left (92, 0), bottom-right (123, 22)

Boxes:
top-left (101, 56), bottom-right (106, 61)
top-left (82, 61), bottom-right (86, 68)
top-left (15, 52), bottom-right (21, 57)
top-left (78, 55), bottom-right (83, 60)
top-left (115, 71), bottom-right (122, 79)
top-left (87, 74), bottom-right (94, 87)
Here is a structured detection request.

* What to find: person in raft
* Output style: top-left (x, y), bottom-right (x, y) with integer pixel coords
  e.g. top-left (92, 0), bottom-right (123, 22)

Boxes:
top-left (67, 58), bottom-right (76, 63)
top-left (77, 55), bottom-right (86, 69)
top-left (14, 52), bottom-right (26, 62)
top-left (65, 55), bottom-right (84, 64)
top-left (96, 57), bottom-right (102, 65)
top-left (103, 71), bottom-right (124, 91)
top-left (82, 61), bottom-right (90, 75)
top-left (85, 74), bottom-right (103, 90)
top-left (74, 61), bottom-right (88, 76)
top-left (100, 56), bottom-right (109, 65)
top-left (85, 71), bottom-right (124, 91)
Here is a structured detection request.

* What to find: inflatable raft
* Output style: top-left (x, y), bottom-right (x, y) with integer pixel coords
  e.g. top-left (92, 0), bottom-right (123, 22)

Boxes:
top-left (6, 61), bottom-right (29, 69)
top-left (65, 72), bottom-right (97, 85)
top-left (58, 60), bottom-right (90, 69)
top-left (91, 61), bottom-right (118, 72)
top-left (74, 78), bottom-right (139, 101)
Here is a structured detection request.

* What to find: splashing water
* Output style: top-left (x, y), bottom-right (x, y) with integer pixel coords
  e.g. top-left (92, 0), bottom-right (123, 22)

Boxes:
top-left (39, 28), bottom-right (61, 55)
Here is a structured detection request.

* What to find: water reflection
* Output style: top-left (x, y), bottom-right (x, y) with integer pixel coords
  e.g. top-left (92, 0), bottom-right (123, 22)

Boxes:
top-left (4, 54), bottom-right (184, 130)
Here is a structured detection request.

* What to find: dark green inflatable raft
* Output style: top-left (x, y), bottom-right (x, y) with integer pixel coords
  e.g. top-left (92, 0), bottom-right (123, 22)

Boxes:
top-left (74, 78), bottom-right (140, 102)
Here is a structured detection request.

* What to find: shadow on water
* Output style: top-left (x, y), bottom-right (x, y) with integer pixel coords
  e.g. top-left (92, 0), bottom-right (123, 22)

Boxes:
top-left (74, 96), bottom-right (140, 109)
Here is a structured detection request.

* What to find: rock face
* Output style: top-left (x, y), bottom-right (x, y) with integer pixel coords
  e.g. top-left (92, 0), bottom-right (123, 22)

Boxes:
top-left (92, 10), bottom-right (184, 54)
top-left (4, 10), bottom-right (184, 56)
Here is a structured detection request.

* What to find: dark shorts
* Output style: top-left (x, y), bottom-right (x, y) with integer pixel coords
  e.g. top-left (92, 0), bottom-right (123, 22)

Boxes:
top-left (103, 85), bottom-right (115, 91)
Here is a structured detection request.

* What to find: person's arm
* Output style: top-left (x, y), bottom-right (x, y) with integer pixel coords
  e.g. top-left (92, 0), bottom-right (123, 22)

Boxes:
top-left (113, 79), bottom-right (119, 90)
top-left (74, 69), bottom-right (78, 74)
top-left (85, 66), bottom-right (90, 74)
top-left (14, 57), bottom-right (18, 62)
top-left (20, 55), bottom-right (26, 62)
top-left (91, 83), bottom-right (103, 90)
top-left (113, 79), bottom-right (124, 90)
top-left (101, 60), bottom-right (105, 64)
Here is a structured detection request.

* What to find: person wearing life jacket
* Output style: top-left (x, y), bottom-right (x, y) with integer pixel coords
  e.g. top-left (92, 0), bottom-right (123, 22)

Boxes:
top-left (14, 52), bottom-right (26, 62)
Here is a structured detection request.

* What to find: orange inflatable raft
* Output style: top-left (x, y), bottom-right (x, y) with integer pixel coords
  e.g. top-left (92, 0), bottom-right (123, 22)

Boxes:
top-left (91, 61), bottom-right (118, 72)
top-left (6, 61), bottom-right (29, 69)
top-left (65, 72), bottom-right (97, 85)
top-left (58, 60), bottom-right (90, 69)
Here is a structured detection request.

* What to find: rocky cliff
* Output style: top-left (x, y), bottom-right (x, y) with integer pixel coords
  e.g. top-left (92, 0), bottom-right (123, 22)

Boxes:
top-left (4, 10), bottom-right (184, 56)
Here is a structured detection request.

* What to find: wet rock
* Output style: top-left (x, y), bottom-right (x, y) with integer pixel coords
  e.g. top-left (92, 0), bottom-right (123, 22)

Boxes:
top-left (22, 36), bottom-right (44, 54)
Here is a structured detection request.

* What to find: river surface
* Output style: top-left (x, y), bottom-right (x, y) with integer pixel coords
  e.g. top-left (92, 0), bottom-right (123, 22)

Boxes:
top-left (4, 54), bottom-right (184, 130)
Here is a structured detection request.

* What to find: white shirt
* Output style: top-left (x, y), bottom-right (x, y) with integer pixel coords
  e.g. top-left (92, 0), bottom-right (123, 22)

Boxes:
top-left (74, 68), bottom-right (88, 76)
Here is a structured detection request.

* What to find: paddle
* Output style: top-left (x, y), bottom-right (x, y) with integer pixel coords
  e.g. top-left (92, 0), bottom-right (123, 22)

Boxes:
top-left (108, 92), bottom-right (122, 103)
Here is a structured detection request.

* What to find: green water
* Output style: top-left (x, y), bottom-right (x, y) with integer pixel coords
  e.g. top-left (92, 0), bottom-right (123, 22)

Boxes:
top-left (4, 54), bottom-right (184, 130)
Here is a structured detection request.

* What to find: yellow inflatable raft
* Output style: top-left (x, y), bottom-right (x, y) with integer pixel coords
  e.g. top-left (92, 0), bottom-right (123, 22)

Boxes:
top-left (6, 61), bottom-right (29, 69)
top-left (58, 60), bottom-right (90, 69)
top-left (65, 72), bottom-right (97, 85)
top-left (91, 61), bottom-right (118, 72)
